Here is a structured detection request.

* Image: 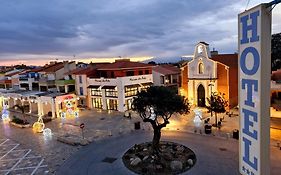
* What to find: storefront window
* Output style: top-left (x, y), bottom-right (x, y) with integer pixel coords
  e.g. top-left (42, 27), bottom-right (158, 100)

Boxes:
top-left (106, 99), bottom-right (118, 110)
top-left (91, 89), bottom-right (102, 96)
top-left (125, 86), bottom-right (139, 97)
top-left (105, 89), bottom-right (118, 97)
top-left (125, 99), bottom-right (133, 110)
top-left (92, 98), bottom-right (102, 109)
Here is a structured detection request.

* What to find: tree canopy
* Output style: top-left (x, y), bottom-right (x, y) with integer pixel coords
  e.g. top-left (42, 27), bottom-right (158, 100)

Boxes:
top-left (132, 86), bottom-right (189, 124)
top-left (132, 86), bottom-right (190, 153)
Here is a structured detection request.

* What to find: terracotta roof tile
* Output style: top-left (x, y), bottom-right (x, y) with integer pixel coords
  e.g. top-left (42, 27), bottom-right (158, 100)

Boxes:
top-left (40, 62), bottom-right (64, 73)
top-left (97, 60), bottom-right (153, 70)
top-left (153, 65), bottom-right (180, 75)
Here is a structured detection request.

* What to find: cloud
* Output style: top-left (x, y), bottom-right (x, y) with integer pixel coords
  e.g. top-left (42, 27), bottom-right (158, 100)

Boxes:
top-left (0, 0), bottom-right (280, 62)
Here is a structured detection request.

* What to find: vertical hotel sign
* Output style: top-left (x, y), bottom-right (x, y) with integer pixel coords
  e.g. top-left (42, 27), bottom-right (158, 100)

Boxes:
top-left (239, 4), bottom-right (271, 175)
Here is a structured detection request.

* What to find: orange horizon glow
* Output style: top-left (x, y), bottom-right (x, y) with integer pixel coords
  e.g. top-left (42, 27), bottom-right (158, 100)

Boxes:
top-left (0, 57), bottom-right (154, 66)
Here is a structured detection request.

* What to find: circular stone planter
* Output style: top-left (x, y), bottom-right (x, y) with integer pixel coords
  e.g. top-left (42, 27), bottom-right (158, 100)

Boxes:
top-left (9, 121), bottom-right (31, 128)
top-left (122, 141), bottom-right (196, 175)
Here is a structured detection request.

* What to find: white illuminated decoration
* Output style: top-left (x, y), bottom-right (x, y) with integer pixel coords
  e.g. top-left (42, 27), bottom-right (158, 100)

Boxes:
top-left (61, 112), bottom-right (66, 118)
top-left (33, 116), bottom-right (45, 133)
top-left (193, 108), bottom-right (202, 127)
top-left (1, 105), bottom-right (10, 121)
top-left (43, 128), bottom-right (52, 137)
top-left (74, 111), bottom-right (79, 118)
top-left (149, 107), bottom-right (156, 120)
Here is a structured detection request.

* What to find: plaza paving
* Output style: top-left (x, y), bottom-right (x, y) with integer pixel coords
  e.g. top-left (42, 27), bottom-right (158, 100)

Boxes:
top-left (0, 138), bottom-right (48, 175)
top-left (57, 130), bottom-right (281, 175)
top-left (0, 108), bottom-right (281, 174)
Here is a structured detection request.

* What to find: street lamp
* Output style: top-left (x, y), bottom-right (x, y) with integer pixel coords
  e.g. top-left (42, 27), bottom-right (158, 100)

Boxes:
top-left (208, 82), bottom-right (214, 119)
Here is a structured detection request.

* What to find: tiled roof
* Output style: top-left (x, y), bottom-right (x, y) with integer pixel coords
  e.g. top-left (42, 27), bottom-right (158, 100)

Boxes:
top-left (40, 62), bottom-right (64, 73)
top-left (5, 70), bottom-right (27, 77)
top-left (97, 59), bottom-right (154, 70)
top-left (210, 54), bottom-right (238, 68)
top-left (153, 65), bottom-right (180, 75)
top-left (68, 63), bottom-right (110, 76)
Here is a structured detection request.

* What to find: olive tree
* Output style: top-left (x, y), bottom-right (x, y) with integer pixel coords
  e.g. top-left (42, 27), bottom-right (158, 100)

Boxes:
top-left (132, 86), bottom-right (190, 154)
top-left (206, 92), bottom-right (228, 127)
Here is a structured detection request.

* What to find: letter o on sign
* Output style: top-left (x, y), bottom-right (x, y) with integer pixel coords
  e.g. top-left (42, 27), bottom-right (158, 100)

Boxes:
top-left (240, 47), bottom-right (260, 75)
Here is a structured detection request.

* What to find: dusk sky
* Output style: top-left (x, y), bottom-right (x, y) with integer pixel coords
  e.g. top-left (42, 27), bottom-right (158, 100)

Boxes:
top-left (0, 0), bottom-right (280, 65)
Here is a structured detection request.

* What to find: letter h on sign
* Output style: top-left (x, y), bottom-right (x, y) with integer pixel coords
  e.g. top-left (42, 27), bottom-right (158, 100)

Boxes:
top-left (240, 11), bottom-right (260, 44)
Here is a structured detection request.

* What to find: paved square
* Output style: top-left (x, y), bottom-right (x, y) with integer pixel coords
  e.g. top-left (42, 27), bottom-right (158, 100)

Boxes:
top-left (0, 139), bottom-right (48, 175)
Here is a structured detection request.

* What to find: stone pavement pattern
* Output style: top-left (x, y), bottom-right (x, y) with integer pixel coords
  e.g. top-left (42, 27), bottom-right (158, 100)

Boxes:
top-left (0, 138), bottom-right (48, 175)
top-left (0, 109), bottom-right (145, 174)
top-left (1, 108), bottom-right (281, 174)
top-left (56, 130), bottom-right (281, 175)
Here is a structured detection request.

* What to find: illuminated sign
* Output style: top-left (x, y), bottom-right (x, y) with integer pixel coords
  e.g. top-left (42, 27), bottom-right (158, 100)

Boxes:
top-left (238, 4), bottom-right (271, 175)
top-left (95, 79), bottom-right (110, 82)
top-left (129, 76), bottom-right (146, 81)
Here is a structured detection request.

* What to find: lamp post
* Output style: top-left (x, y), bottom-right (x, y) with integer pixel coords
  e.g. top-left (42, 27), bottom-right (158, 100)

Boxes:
top-left (208, 82), bottom-right (214, 119)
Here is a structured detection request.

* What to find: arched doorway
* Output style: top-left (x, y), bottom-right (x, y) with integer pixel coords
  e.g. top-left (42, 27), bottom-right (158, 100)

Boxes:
top-left (197, 84), bottom-right (205, 107)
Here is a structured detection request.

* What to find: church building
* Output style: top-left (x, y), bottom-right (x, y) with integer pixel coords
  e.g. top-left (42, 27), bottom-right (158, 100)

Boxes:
top-left (180, 42), bottom-right (238, 109)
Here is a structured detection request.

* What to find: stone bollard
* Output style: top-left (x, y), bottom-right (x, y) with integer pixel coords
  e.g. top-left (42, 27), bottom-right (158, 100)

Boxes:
top-left (226, 133), bottom-right (230, 139)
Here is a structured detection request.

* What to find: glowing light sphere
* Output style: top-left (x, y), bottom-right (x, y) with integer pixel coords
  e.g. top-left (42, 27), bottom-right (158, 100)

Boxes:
top-left (33, 116), bottom-right (45, 133)
top-left (43, 128), bottom-right (52, 137)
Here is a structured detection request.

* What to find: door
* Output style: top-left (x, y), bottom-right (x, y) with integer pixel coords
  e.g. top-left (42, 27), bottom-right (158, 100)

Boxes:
top-left (197, 84), bottom-right (205, 107)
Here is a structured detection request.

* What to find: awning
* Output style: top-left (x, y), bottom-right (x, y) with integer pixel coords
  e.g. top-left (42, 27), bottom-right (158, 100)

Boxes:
top-left (141, 82), bottom-right (153, 86)
top-left (101, 85), bottom-right (116, 89)
top-left (87, 85), bottom-right (100, 89)
top-left (125, 84), bottom-right (140, 88)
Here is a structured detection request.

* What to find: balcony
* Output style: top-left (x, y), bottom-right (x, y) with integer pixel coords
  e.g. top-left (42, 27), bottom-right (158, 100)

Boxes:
top-left (19, 77), bottom-right (28, 81)
top-left (39, 78), bottom-right (55, 86)
top-left (55, 79), bottom-right (75, 86)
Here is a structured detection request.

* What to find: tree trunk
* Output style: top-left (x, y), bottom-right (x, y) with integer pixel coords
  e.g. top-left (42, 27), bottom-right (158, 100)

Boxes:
top-left (152, 127), bottom-right (161, 154)
top-left (215, 113), bottom-right (217, 127)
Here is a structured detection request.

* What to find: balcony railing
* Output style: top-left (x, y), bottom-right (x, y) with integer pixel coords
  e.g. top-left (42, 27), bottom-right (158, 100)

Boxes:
top-left (39, 78), bottom-right (55, 85)
top-left (19, 77), bottom-right (28, 81)
top-left (55, 79), bottom-right (75, 86)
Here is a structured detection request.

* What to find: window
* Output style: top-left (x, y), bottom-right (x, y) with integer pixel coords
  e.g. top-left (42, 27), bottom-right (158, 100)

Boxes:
top-left (160, 76), bottom-right (164, 84)
top-left (125, 99), bottom-right (133, 110)
top-left (91, 88), bottom-right (102, 96)
top-left (125, 86), bottom-right (139, 97)
top-left (80, 87), bottom-right (84, 95)
top-left (145, 70), bottom-right (149, 74)
top-left (106, 99), bottom-right (118, 110)
top-left (92, 98), bottom-right (102, 109)
top-left (138, 70), bottom-right (143, 75)
top-left (105, 89), bottom-right (118, 97)
top-left (126, 71), bottom-right (134, 76)
top-left (79, 76), bottom-right (82, 84)
top-left (198, 63), bottom-right (204, 74)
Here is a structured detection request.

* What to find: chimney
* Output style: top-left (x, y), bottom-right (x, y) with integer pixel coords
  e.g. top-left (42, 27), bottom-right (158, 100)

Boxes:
top-left (211, 48), bottom-right (218, 57)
